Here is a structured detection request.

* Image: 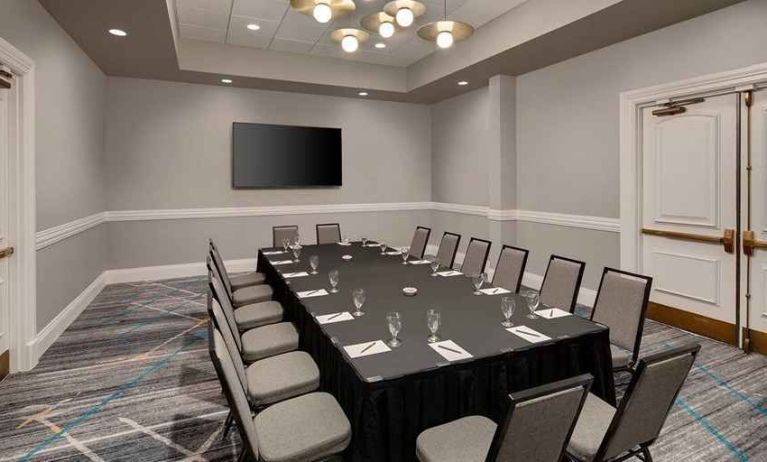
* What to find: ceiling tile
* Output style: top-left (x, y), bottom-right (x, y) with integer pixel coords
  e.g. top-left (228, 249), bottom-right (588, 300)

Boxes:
top-left (275, 8), bottom-right (329, 42)
top-left (269, 37), bottom-right (315, 53)
top-left (228, 16), bottom-right (281, 48)
top-left (176, 0), bottom-right (232, 29)
top-left (179, 23), bottom-right (227, 42)
top-left (177, 0), bottom-right (229, 11)
top-left (232, 0), bottom-right (289, 21)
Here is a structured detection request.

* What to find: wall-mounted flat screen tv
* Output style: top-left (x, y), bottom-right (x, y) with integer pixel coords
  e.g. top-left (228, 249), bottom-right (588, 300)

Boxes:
top-left (232, 122), bottom-right (342, 188)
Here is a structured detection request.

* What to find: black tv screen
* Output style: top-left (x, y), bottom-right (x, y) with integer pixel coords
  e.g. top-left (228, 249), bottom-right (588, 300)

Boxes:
top-left (232, 122), bottom-right (342, 188)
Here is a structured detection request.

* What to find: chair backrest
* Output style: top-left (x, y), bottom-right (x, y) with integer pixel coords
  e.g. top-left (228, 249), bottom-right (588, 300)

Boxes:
top-left (591, 268), bottom-right (653, 360)
top-left (209, 296), bottom-right (249, 398)
top-left (273, 225), bottom-right (299, 248)
top-left (488, 374), bottom-right (593, 462)
top-left (408, 226), bottom-right (431, 259)
top-left (539, 255), bottom-right (585, 312)
top-left (209, 269), bottom-right (243, 352)
top-left (435, 232), bottom-right (461, 269)
top-left (596, 344), bottom-right (700, 461)
top-left (492, 245), bottom-right (529, 293)
top-left (212, 328), bottom-right (260, 459)
top-left (208, 240), bottom-right (234, 298)
top-left (316, 223), bottom-right (341, 244)
top-left (461, 237), bottom-right (492, 276)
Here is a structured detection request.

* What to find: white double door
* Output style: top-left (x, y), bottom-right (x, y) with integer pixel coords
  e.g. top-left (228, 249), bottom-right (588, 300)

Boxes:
top-left (640, 89), bottom-right (767, 347)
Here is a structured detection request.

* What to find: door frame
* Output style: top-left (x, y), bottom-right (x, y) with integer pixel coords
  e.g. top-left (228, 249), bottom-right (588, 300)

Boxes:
top-left (0, 37), bottom-right (37, 372)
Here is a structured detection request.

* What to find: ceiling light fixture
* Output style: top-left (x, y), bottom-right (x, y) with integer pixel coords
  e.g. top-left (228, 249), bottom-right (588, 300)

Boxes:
top-left (458, 81), bottom-right (469, 86)
top-left (436, 30), bottom-right (453, 48)
top-left (361, 12), bottom-right (399, 39)
top-left (379, 20), bottom-right (395, 38)
top-left (359, 91), bottom-right (369, 96)
top-left (246, 23), bottom-right (261, 31)
top-left (221, 78), bottom-right (233, 84)
top-left (375, 42), bottom-right (386, 49)
top-left (313, 2), bottom-right (332, 23)
top-left (331, 28), bottom-right (369, 53)
top-left (342, 35), bottom-right (359, 52)
top-left (417, 0), bottom-right (473, 49)
top-left (108, 28), bottom-right (127, 37)
top-left (290, 0), bottom-right (356, 24)
top-left (383, 1), bottom-right (425, 28)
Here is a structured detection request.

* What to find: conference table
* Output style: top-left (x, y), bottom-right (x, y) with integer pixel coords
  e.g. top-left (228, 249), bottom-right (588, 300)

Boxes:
top-left (257, 242), bottom-right (615, 462)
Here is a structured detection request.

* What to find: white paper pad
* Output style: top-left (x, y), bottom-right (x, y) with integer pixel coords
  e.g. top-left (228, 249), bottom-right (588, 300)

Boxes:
top-left (337, 242), bottom-right (352, 246)
top-left (283, 271), bottom-right (309, 279)
top-left (480, 287), bottom-right (511, 295)
top-left (262, 250), bottom-right (286, 256)
top-left (344, 340), bottom-right (391, 358)
top-left (507, 326), bottom-right (552, 344)
top-left (537, 308), bottom-right (572, 319)
top-left (385, 251), bottom-right (401, 256)
top-left (316, 312), bottom-right (355, 324)
top-left (408, 260), bottom-right (431, 265)
top-left (430, 340), bottom-right (473, 361)
top-left (437, 270), bottom-right (463, 277)
top-left (364, 243), bottom-right (380, 247)
top-left (270, 260), bottom-right (294, 266)
top-left (297, 289), bottom-right (329, 299)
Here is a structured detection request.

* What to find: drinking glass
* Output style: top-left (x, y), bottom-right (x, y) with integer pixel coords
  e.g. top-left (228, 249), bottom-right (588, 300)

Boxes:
top-left (386, 312), bottom-right (402, 348)
top-left (471, 273), bottom-right (487, 295)
top-left (400, 247), bottom-right (410, 264)
top-left (379, 242), bottom-right (387, 255)
top-left (429, 257), bottom-right (440, 277)
top-left (526, 291), bottom-right (540, 319)
top-left (342, 235), bottom-right (350, 245)
top-left (501, 296), bottom-right (515, 327)
top-left (352, 288), bottom-right (366, 317)
top-left (292, 234), bottom-right (301, 247)
top-left (281, 238), bottom-right (289, 252)
top-left (426, 309), bottom-right (441, 343)
top-left (361, 236), bottom-right (368, 247)
top-left (309, 255), bottom-right (319, 275)
top-left (328, 269), bottom-right (339, 293)
top-left (291, 245), bottom-right (302, 263)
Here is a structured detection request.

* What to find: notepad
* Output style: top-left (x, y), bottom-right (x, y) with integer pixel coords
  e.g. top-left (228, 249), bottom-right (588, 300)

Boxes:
top-left (283, 271), bottom-right (309, 279)
top-left (437, 270), bottom-right (463, 277)
top-left (537, 308), bottom-right (572, 319)
top-left (344, 340), bottom-right (391, 358)
top-left (429, 340), bottom-right (473, 361)
top-left (262, 250), bottom-right (286, 256)
top-left (297, 289), bottom-right (329, 298)
top-left (316, 312), bottom-right (355, 324)
top-left (408, 260), bottom-right (431, 265)
top-left (507, 326), bottom-right (551, 344)
top-left (480, 287), bottom-right (511, 295)
top-left (385, 251), bottom-right (401, 256)
top-left (337, 242), bottom-right (352, 246)
top-left (270, 260), bottom-right (294, 266)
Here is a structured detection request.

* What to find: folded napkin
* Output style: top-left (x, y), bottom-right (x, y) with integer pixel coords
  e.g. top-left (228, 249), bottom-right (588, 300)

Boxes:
top-left (316, 312), bottom-right (354, 324)
top-left (507, 326), bottom-right (551, 344)
top-left (270, 260), bottom-right (294, 266)
top-left (537, 307), bottom-right (572, 319)
top-left (262, 250), bottom-right (286, 256)
top-left (283, 271), bottom-right (309, 279)
top-left (436, 270), bottom-right (463, 277)
top-left (429, 340), bottom-right (473, 361)
top-left (344, 340), bottom-right (391, 358)
top-left (408, 260), bottom-right (431, 265)
top-left (479, 287), bottom-right (511, 295)
top-left (297, 289), bottom-right (329, 298)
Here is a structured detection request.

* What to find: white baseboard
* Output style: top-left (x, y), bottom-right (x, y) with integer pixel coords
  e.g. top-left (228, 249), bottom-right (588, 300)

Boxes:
top-left (104, 258), bottom-right (258, 284)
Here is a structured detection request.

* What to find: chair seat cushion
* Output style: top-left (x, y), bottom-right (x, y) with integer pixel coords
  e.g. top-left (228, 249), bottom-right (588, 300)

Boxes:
top-left (241, 322), bottom-right (298, 362)
top-left (611, 344), bottom-right (632, 369)
top-left (567, 394), bottom-right (616, 462)
top-left (234, 301), bottom-right (283, 330)
top-left (416, 416), bottom-right (497, 462)
top-left (233, 284), bottom-right (273, 307)
top-left (254, 392), bottom-right (351, 462)
top-left (247, 351), bottom-right (319, 406)
top-left (230, 271), bottom-right (266, 290)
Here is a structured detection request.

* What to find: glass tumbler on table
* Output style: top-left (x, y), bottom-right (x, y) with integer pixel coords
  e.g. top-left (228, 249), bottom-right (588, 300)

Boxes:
top-left (387, 312), bottom-right (402, 347)
top-left (352, 288), bottom-right (366, 317)
top-left (400, 247), bottom-right (410, 264)
top-left (309, 255), bottom-right (319, 275)
top-left (426, 309), bottom-right (441, 343)
top-left (471, 273), bottom-right (487, 295)
top-left (429, 257), bottom-right (440, 276)
top-left (501, 296), bottom-right (515, 327)
top-left (328, 269), bottom-right (340, 293)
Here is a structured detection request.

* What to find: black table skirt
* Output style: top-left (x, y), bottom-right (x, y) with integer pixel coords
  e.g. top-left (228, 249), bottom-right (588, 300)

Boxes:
top-left (258, 251), bottom-right (615, 462)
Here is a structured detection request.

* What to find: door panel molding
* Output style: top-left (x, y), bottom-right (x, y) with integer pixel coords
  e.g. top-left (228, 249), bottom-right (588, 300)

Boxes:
top-left (651, 250), bottom-right (721, 305)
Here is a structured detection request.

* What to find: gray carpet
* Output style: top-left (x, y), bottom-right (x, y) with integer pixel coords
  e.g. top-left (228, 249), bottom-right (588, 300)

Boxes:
top-left (0, 276), bottom-right (765, 461)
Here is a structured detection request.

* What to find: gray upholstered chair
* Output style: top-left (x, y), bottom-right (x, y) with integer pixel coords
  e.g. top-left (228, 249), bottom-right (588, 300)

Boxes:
top-left (208, 248), bottom-right (273, 307)
top-left (210, 273), bottom-right (298, 363)
top-left (209, 239), bottom-right (266, 290)
top-left (211, 329), bottom-right (352, 462)
top-left (416, 374), bottom-right (593, 462)
top-left (491, 245), bottom-right (529, 293)
top-left (316, 223), bottom-right (341, 244)
top-left (207, 256), bottom-right (283, 330)
top-left (567, 344), bottom-right (700, 462)
top-left (272, 225), bottom-right (299, 248)
top-left (408, 226), bottom-right (431, 259)
top-left (539, 255), bottom-right (585, 312)
top-left (208, 299), bottom-right (319, 408)
top-left (460, 237), bottom-right (492, 277)
top-left (591, 268), bottom-right (653, 372)
top-left (435, 232), bottom-right (461, 269)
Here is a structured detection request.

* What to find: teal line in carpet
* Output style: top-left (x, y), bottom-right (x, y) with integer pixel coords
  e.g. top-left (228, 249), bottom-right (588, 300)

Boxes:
top-left (694, 364), bottom-right (767, 418)
top-left (676, 398), bottom-right (749, 462)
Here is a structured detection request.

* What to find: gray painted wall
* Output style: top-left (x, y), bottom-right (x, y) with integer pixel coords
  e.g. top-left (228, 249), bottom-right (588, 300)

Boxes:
top-left (0, 0), bottom-right (108, 330)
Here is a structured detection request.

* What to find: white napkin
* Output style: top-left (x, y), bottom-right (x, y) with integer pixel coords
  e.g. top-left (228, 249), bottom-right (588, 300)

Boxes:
top-left (408, 260), bottom-right (431, 265)
top-left (479, 287), bottom-right (511, 295)
top-left (262, 250), bottom-right (286, 256)
top-left (507, 326), bottom-right (551, 343)
top-left (429, 340), bottom-right (473, 361)
top-left (437, 270), bottom-right (463, 277)
top-left (344, 340), bottom-right (391, 358)
top-left (283, 271), bottom-right (309, 279)
top-left (385, 251), bottom-right (401, 256)
top-left (316, 312), bottom-right (354, 324)
top-left (337, 242), bottom-right (352, 246)
top-left (537, 307), bottom-right (572, 319)
top-left (297, 289), bottom-right (329, 298)
top-left (270, 260), bottom-right (294, 266)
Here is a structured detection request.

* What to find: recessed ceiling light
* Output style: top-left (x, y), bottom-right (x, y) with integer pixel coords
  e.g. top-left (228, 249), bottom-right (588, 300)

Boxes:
top-left (108, 28), bottom-right (127, 37)
top-left (221, 78), bottom-right (233, 84)
top-left (358, 91), bottom-right (369, 96)
top-left (374, 42), bottom-right (386, 49)
top-left (458, 80), bottom-right (469, 86)
top-left (246, 23), bottom-right (261, 31)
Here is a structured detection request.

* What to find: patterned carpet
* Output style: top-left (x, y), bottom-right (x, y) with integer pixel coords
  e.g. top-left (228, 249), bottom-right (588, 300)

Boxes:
top-left (0, 276), bottom-right (765, 461)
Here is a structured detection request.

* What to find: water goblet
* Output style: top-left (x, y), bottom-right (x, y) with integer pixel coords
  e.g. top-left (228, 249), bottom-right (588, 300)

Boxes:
top-left (526, 291), bottom-right (540, 319)
top-left (471, 273), bottom-right (487, 295)
top-left (379, 242), bottom-right (387, 255)
top-left (281, 238), bottom-right (289, 252)
top-left (400, 247), bottom-right (410, 265)
top-left (309, 255), bottom-right (319, 275)
top-left (426, 309), bottom-right (441, 343)
top-left (352, 288), bottom-right (366, 317)
top-left (328, 269), bottom-right (340, 293)
top-left (291, 244), bottom-right (301, 263)
top-left (429, 257), bottom-right (440, 277)
top-left (386, 312), bottom-right (402, 348)
top-left (501, 296), bottom-right (515, 328)
top-left (361, 236), bottom-right (368, 247)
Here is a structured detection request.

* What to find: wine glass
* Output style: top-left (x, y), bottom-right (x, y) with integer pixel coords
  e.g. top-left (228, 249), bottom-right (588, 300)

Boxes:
top-left (526, 291), bottom-right (540, 319)
top-left (291, 245), bottom-right (302, 263)
top-left (379, 242), bottom-right (387, 255)
top-left (426, 309), bottom-right (441, 343)
top-left (471, 273), bottom-right (487, 295)
top-left (386, 312), bottom-right (402, 348)
top-left (309, 255), bottom-right (319, 275)
top-left (352, 288), bottom-right (366, 317)
top-left (501, 297), bottom-right (515, 327)
top-left (361, 236), bottom-right (368, 247)
top-left (281, 238), bottom-right (290, 252)
top-left (400, 247), bottom-right (410, 265)
top-left (342, 235), bottom-right (350, 245)
top-left (429, 257), bottom-right (440, 277)
top-left (328, 269), bottom-right (339, 293)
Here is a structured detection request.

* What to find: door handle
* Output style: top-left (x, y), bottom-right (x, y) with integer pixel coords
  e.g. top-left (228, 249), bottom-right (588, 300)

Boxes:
top-left (0, 246), bottom-right (14, 259)
top-left (641, 228), bottom-right (735, 253)
top-left (743, 230), bottom-right (767, 256)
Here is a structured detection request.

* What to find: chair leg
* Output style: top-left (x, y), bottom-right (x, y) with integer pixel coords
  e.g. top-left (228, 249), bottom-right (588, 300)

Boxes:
top-left (222, 411), bottom-right (235, 440)
top-left (642, 447), bottom-right (653, 462)
top-left (237, 448), bottom-right (248, 462)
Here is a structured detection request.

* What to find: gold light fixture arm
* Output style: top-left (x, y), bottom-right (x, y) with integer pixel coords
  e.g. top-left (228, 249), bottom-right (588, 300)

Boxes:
top-left (641, 228), bottom-right (735, 254)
